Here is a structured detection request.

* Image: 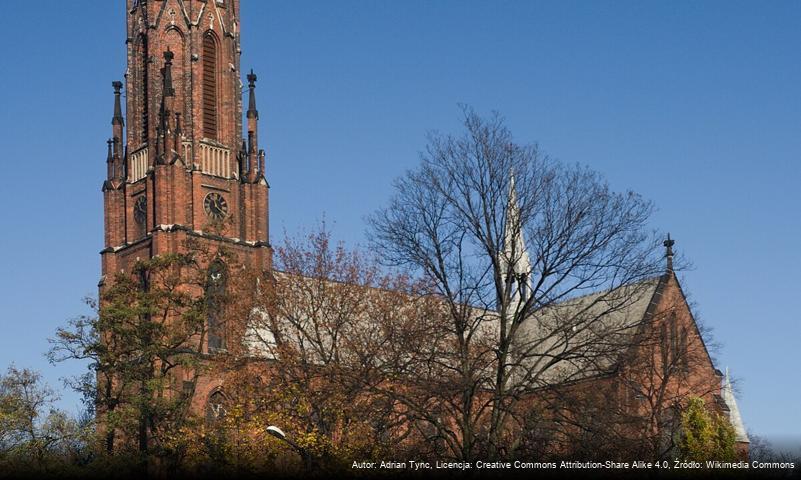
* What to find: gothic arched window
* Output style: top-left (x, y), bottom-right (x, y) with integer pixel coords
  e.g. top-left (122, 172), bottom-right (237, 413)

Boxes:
top-left (206, 259), bottom-right (227, 351)
top-left (202, 32), bottom-right (218, 140)
top-left (206, 390), bottom-right (227, 424)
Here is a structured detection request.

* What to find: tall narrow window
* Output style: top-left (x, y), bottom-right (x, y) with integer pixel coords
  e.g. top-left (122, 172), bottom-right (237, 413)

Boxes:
top-left (138, 35), bottom-right (150, 143)
top-left (202, 33), bottom-right (218, 140)
top-left (206, 259), bottom-right (227, 351)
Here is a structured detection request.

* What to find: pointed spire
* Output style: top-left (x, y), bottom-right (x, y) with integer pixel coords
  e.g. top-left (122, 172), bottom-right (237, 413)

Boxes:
top-left (245, 69), bottom-right (260, 182)
top-left (500, 170), bottom-right (532, 308)
top-left (721, 368), bottom-right (749, 443)
top-left (111, 82), bottom-right (124, 164)
top-left (111, 81), bottom-right (124, 126)
top-left (663, 233), bottom-right (675, 273)
top-left (247, 70), bottom-right (258, 119)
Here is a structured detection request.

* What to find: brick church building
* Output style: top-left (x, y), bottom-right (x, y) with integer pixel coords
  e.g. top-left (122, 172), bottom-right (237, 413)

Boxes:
top-left (99, 0), bottom-right (748, 460)
top-left (100, 0), bottom-right (271, 425)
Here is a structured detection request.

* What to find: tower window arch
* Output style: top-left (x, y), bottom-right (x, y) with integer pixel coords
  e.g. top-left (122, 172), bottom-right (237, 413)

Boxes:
top-left (202, 32), bottom-right (218, 140)
top-left (206, 390), bottom-right (227, 424)
top-left (206, 259), bottom-right (228, 351)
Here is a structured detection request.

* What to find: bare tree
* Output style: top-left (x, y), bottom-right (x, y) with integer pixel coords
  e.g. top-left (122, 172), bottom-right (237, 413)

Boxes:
top-left (367, 107), bottom-right (665, 460)
top-left (220, 225), bottom-right (434, 471)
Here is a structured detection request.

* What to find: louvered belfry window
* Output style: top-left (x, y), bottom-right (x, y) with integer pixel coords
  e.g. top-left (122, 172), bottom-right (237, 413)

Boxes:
top-left (202, 33), bottom-right (218, 140)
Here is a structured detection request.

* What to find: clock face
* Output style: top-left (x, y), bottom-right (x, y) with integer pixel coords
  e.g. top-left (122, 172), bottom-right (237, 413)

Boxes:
top-left (133, 196), bottom-right (147, 225)
top-left (204, 192), bottom-right (228, 220)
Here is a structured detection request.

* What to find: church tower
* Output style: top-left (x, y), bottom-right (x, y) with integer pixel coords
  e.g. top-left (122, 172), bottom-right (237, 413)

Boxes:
top-left (101, 0), bottom-right (271, 296)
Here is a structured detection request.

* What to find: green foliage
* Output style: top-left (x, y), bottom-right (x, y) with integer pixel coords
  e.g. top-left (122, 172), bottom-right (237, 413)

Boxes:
top-left (0, 366), bottom-right (92, 474)
top-left (48, 246), bottom-right (234, 463)
top-left (678, 396), bottom-right (738, 462)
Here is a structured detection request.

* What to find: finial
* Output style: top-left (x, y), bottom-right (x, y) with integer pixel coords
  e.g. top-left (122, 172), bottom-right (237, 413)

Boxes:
top-left (106, 139), bottom-right (113, 162)
top-left (663, 233), bottom-right (675, 272)
top-left (112, 81), bottom-right (124, 126)
top-left (247, 69), bottom-right (258, 119)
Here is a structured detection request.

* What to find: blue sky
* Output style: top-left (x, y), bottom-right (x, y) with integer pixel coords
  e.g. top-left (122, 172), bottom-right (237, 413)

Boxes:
top-left (0, 1), bottom-right (798, 443)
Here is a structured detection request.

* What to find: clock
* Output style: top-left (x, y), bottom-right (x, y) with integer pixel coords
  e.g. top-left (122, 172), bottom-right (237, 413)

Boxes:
top-left (133, 196), bottom-right (147, 225)
top-left (204, 192), bottom-right (228, 220)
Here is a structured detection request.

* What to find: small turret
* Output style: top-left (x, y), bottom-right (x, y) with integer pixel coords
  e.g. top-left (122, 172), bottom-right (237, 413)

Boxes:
top-left (245, 70), bottom-right (260, 183)
top-left (111, 81), bottom-right (124, 130)
top-left (110, 81), bottom-right (125, 176)
top-left (247, 70), bottom-right (259, 121)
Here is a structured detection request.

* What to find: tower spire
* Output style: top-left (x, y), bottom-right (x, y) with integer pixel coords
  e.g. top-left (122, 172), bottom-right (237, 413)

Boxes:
top-left (663, 233), bottom-right (675, 273)
top-left (500, 171), bottom-right (532, 308)
top-left (247, 70), bottom-right (258, 120)
top-left (721, 368), bottom-right (749, 444)
top-left (111, 81), bottom-right (124, 161)
top-left (111, 81), bottom-right (124, 126)
top-left (245, 70), bottom-right (260, 182)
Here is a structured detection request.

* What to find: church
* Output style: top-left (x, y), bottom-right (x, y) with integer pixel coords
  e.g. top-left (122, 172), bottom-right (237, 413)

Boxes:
top-left (99, 0), bottom-right (748, 461)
